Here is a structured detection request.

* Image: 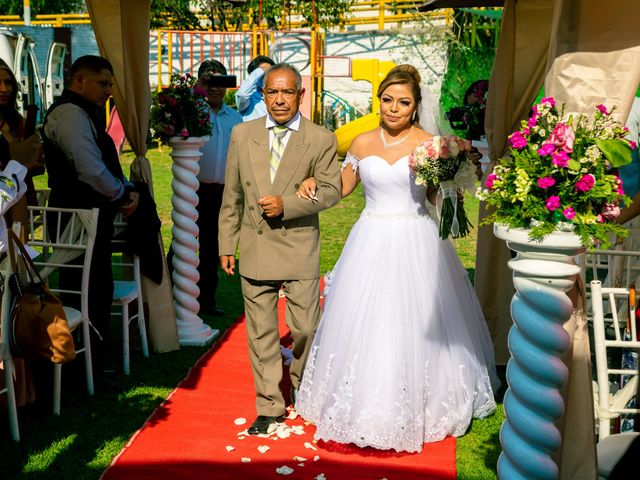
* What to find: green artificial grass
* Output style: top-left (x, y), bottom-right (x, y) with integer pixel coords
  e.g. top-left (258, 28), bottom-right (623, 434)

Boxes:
top-left (1, 148), bottom-right (502, 480)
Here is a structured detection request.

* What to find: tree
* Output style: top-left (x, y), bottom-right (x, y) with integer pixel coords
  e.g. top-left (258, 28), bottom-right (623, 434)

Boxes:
top-left (150, 0), bottom-right (202, 30)
top-left (0, 0), bottom-right (84, 15)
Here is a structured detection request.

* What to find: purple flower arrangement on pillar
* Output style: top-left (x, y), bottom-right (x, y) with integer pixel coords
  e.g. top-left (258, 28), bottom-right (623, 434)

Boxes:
top-left (150, 72), bottom-right (211, 142)
top-left (478, 97), bottom-right (635, 247)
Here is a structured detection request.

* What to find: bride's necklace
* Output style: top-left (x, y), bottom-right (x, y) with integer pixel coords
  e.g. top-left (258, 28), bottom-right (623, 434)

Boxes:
top-left (380, 127), bottom-right (412, 149)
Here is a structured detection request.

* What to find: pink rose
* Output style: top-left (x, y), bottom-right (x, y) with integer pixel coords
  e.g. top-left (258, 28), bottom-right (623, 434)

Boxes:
top-left (485, 173), bottom-right (498, 190)
top-left (439, 144), bottom-right (450, 159)
top-left (552, 150), bottom-right (570, 167)
top-left (563, 207), bottom-right (576, 220)
top-left (163, 124), bottom-right (175, 135)
top-left (537, 176), bottom-right (556, 189)
top-left (575, 174), bottom-right (595, 192)
top-left (180, 128), bottom-right (189, 137)
top-left (596, 104), bottom-right (609, 115)
top-left (537, 143), bottom-right (556, 156)
top-left (629, 140), bottom-right (637, 150)
top-left (548, 123), bottom-right (575, 153)
top-left (509, 131), bottom-right (527, 150)
top-left (545, 195), bottom-right (561, 211)
top-left (601, 203), bottom-right (621, 220)
top-left (597, 214), bottom-right (604, 223)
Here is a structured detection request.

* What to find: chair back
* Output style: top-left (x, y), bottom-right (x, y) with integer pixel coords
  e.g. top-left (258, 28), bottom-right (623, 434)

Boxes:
top-left (590, 280), bottom-right (640, 440)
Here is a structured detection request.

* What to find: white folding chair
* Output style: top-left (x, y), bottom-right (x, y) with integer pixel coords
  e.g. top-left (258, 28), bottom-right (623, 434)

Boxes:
top-left (25, 206), bottom-right (99, 415)
top-left (111, 213), bottom-right (149, 375)
top-left (0, 253), bottom-right (20, 441)
top-left (590, 280), bottom-right (640, 441)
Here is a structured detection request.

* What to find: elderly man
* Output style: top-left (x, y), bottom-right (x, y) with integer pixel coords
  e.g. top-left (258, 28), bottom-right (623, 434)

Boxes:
top-left (219, 63), bottom-right (341, 434)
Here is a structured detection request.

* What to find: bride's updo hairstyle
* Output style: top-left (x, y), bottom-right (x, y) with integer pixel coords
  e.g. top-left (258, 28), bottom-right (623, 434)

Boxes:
top-left (377, 64), bottom-right (422, 126)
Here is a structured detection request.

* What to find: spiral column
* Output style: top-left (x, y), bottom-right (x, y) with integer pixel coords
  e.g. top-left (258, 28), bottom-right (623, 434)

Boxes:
top-left (168, 136), bottom-right (217, 346)
top-left (493, 225), bottom-right (585, 480)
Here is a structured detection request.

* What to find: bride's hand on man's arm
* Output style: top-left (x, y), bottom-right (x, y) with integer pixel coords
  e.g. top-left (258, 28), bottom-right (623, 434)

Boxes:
top-left (296, 177), bottom-right (318, 201)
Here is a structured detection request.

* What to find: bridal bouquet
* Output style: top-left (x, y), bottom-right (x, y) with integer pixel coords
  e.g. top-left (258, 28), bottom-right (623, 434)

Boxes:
top-left (477, 97), bottom-right (634, 247)
top-left (150, 72), bottom-right (211, 142)
top-left (409, 135), bottom-right (478, 239)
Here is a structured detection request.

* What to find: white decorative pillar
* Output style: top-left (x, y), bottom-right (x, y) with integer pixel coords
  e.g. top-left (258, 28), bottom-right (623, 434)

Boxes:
top-left (493, 224), bottom-right (585, 480)
top-left (169, 136), bottom-right (217, 346)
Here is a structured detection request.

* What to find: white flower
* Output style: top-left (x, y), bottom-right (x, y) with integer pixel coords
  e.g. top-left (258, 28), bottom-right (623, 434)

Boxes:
top-left (276, 466), bottom-right (294, 475)
top-left (234, 418), bottom-right (247, 425)
top-left (448, 140), bottom-right (460, 157)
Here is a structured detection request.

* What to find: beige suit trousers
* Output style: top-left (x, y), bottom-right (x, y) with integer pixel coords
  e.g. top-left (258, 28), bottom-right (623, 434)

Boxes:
top-left (241, 276), bottom-right (320, 417)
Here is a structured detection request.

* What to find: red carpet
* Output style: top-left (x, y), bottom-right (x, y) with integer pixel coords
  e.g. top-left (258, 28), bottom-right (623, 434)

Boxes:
top-left (101, 299), bottom-right (456, 480)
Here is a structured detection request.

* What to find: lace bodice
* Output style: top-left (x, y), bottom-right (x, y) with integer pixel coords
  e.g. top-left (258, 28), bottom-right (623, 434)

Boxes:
top-left (344, 153), bottom-right (428, 216)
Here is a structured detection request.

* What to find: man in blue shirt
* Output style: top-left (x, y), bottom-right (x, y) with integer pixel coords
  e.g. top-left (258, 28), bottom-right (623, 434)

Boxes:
top-left (235, 55), bottom-right (274, 121)
top-left (169, 59), bottom-right (242, 316)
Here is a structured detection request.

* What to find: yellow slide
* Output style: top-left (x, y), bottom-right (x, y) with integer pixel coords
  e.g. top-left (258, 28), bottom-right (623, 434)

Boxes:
top-left (334, 59), bottom-right (396, 157)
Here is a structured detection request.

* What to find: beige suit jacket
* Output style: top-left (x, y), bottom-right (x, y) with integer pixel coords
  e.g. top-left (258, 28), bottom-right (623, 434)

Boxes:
top-left (219, 116), bottom-right (341, 280)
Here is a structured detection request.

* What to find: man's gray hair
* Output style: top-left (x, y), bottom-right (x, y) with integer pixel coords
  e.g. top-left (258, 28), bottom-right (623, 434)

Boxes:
top-left (263, 63), bottom-right (302, 91)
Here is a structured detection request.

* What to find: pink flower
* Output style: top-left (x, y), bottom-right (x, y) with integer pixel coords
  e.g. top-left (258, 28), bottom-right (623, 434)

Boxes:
top-left (552, 150), bottom-right (570, 167)
top-left (522, 127), bottom-right (530, 136)
top-left (548, 123), bottom-right (575, 153)
top-left (618, 185), bottom-right (626, 196)
top-left (597, 214), bottom-right (604, 223)
top-left (439, 144), bottom-right (450, 159)
top-left (563, 207), bottom-right (576, 220)
top-left (180, 128), bottom-right (189, 137)
top-left (537, 176), bottom-right (556, 189)
top-left (537, 143), bottom-right (555, 156)
top-left (528, 115), bottom-right (539, 128)
top-left (169, 97), bottom-right (177, 106)
top-left (163, 124), bottom-right (175, 135)
top-left (596, 104), bottom-right (609, 115)
top-left (485, 173), bottom-right (498, 190)
top-left (575, 174), bottom-right (595, 192)
top-left (629, 140), bottom-right (637, 150)
top-left (509, 131), bottom-right (527, 149)
top-left (601, 203), bottom-right (621, 220)
top-left (540, 97), bottom-right (556, 107)
top-left (545, 195), bottom-right (561, 211)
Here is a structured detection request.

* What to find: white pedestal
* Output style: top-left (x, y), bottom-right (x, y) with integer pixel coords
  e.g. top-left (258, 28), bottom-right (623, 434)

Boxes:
top-left (168, 136), bottom-right (218, 347)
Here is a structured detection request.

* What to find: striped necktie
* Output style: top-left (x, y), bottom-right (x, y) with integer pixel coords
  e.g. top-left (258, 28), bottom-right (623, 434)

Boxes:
top-left (269, 125), bottom-right (289, 183)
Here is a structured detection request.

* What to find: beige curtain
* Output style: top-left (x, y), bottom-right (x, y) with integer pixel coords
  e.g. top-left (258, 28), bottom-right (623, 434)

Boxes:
top-left (86, 0), bottom-right (179, 353)
top-left (476, 0), bottom-right (554, 365)
top-left (544, 2), bottom-right (640, 478)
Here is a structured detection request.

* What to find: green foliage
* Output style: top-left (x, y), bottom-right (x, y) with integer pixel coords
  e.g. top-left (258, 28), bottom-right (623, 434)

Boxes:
top-left (150, 0), bottom-right (201, 30)
top-left (0, 0), bottom-right (84, 15)
top-left (440, 45), bottom-right (494, 123)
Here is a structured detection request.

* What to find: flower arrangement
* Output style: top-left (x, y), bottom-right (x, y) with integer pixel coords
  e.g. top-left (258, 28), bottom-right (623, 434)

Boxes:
top-left (150, 72), bottom-right (211, 142)
top-left (409, 135), bottom-right (479, 239)
top-left (477, 97), bottom-right (635, 247)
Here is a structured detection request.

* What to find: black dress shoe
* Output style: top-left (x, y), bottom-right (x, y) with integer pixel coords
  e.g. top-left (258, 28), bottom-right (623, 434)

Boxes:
top-left (248, 414), bottom-right (286, 435)
top-left (201, 304), bottom-right (225, 317)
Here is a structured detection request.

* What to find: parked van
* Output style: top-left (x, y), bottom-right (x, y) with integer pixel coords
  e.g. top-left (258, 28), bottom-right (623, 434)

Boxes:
top-left (0, 26), bottom-right (66, 123)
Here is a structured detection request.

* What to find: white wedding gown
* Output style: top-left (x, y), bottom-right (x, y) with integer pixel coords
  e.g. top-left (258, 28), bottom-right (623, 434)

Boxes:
top-left (296, 153), bottom-right (499, 453)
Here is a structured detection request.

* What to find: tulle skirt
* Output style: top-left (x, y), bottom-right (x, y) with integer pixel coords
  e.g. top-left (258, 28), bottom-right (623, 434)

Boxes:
top-left (296, 211), bottom-right (499, 453)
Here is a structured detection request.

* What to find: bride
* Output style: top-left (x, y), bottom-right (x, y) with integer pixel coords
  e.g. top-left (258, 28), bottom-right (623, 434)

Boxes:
top-left (294, 65), bottom-right (499, 453)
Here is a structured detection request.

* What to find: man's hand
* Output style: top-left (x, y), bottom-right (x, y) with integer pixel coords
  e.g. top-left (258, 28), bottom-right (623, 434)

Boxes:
top-left (258, 195), bottom-right (284, 217)
top-left (120, 191), bottom-right (140, 217)
top-left (220, 255), bottom-right (236, 275)
top-left (5, 133), bottom-right (44, 173)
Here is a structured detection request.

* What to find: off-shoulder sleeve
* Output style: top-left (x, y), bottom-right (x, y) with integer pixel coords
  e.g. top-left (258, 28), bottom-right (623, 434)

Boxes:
top-left (341, 152), bottom-right (360, 173)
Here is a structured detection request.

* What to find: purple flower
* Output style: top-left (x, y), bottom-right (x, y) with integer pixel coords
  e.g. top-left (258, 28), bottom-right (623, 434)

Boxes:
top-left (575, 174), bottom-right (595, 192)
top-left (537, 143), bottom-right (556, 156)
top-left (601, 203), bottom-right (621, 220)
top-left (552, 150), bottom-right (570, 167)
top-left (596, 104), bottom-right (609, 115)
top-left (563, 207), bottom-right (576, 220)
top-left (509, 131), bottom-right (527, 150)
top-left (537, 176), bottom-right (556, 189)
top-left (545, 195), bottom-right (561, 211)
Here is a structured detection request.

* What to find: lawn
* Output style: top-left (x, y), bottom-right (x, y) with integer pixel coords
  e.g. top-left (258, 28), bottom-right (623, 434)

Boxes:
top-left (1, 147), bottom-right (503, 480)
